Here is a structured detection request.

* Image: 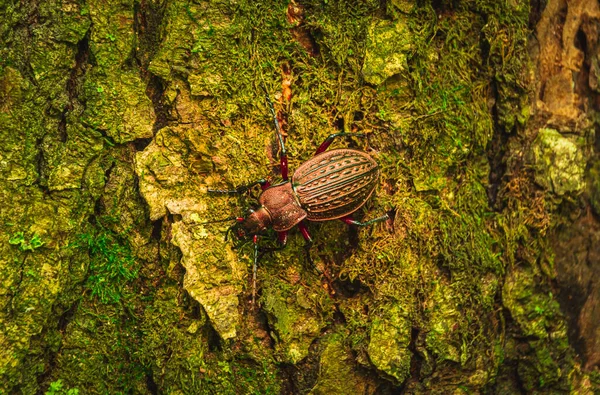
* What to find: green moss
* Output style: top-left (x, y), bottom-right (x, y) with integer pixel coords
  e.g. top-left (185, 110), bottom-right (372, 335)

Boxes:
top-left (590, 370), bottom-right (600, 392)
top-left (0, 65), bottom-right (47, 186)
top-left (8, 231), bottom-right (45, 251)
top-left (367, 302), bottom-right (411, 383)
top-left (45, 379), bottom-right (80, 395)
top-left (38, 0), bottom-right (91, 45)
top-left (48, 301), bottom-right (148, 394)
top-left (589, 159), bottom-right (600, 215)
top-left (0, 0), bottom-right (153, 392)
top-left (502, 266), bottom-right (574, 391)
top-left (80, 71), bottom-right (154, 144)
top-left (310, 333), bottom-right (377, 394)
top-left (45, 123), bottom-right (106, 191)
top-left (503, 266), bottom-right (561, 339)
top-left (133, 287), bottom-right (281, 394)
top-left (425, 281), bottom-right (463, 364)
top-left (262, 272), bottom-right (333, 363)
top-left (362, 17), bottom-right (413, 85)
top-left (72, 224), bottom-right (139, 304)
top-left (532, 128), bottom-right (586, 195)
top-left (63, 0), bottom-right (155, 144)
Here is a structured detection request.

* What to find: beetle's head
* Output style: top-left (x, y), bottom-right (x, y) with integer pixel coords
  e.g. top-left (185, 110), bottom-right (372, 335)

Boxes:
top-left (232, 206), bottom-right (272, 239)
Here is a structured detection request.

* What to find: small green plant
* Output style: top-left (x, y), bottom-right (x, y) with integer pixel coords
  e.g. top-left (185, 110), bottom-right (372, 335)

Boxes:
top-left (9, 231), bottom-right (44, 251)
top-left (45, 379), bottom-right (80, 395)
top-left (376, 108), bottom-right (388, 120)
top-left (73, 225), bottom-right (139, 304)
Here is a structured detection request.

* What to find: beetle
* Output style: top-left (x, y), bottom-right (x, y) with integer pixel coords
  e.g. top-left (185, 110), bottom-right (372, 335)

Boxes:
top-left (208, 91), bottom-right (388, 303)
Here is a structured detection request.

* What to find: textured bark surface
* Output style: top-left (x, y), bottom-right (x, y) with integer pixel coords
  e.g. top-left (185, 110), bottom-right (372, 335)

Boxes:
top-left (0, 0), bottom-right (599, 393)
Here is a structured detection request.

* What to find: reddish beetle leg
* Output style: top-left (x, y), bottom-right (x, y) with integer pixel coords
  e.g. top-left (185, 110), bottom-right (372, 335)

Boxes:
top-left (315, 132), bottom-right (365, 155)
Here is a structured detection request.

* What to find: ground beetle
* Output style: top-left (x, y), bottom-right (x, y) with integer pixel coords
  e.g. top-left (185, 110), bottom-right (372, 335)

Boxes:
top-left (208, 90), bottom-right (389, 303)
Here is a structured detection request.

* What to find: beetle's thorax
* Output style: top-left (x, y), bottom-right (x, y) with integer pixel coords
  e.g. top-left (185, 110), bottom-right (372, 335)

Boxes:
top-left (258, 181), bottom-right (307, 232)
top-left (242, 207), bottom-right (272, 235)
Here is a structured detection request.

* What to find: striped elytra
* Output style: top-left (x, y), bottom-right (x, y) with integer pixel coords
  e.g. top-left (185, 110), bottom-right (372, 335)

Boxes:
top-left (292, 149), bottom-right (380, 221)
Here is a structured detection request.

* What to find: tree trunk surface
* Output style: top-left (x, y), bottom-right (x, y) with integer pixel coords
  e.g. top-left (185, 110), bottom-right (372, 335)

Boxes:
top-left (0, 0), bottom-right (598, 393)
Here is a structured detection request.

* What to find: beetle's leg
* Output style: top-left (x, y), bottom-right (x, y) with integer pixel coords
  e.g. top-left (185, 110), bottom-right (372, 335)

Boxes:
top-left (298, 221), bottom-right (313, 248)
top-left (340, 213), bottom-right (390, 227)
top-left (264, 90), bottom-right (289, 181)
top-left (208, 179), bottom-right (270, 194)
top-left (252, 234), bottom-right (259, 307)
top-left (298, 221), bottom-right (321, 274)
top-left (315, 132), bottom-right (366, 155)
top-left (277, 231), bottom-right (288, 247)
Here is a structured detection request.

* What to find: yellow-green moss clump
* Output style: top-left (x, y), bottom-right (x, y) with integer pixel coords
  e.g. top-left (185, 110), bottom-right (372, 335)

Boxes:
top-left (262, 273), bottom-right (333, 363)
top-left (532, 128), bottom-right (586, 195)
top-left (362, 17), bottom-right (413, 85)
top-left (368, 303), bottom-right (412, 383)
top-left (310, 333), bottom-right (379, 394)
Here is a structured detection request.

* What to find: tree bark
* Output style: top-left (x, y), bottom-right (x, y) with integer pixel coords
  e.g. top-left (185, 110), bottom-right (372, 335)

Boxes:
top-left (0, 0), bottom-right (598, 393)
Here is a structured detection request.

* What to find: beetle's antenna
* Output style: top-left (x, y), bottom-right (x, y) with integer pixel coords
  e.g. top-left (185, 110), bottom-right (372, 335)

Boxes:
top-left (261, 83), bottom-right (289, 181)
top-left (252, 235), bottom-right (259, 307)
top-left (192, 216), bottom-right (241, 225)
top-left (263, 89), bottom-right (286, 158)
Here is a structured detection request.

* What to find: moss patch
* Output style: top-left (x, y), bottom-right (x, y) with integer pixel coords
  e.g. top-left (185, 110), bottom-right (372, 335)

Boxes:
top-left (532, 128), bottom-right (586, 196)
top-left (367, 302), bottom-right (412, 383)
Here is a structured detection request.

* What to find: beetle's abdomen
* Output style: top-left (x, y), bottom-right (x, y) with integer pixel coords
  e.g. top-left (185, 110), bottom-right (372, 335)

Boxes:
top-left (292, 149), bottom-right (379, 221)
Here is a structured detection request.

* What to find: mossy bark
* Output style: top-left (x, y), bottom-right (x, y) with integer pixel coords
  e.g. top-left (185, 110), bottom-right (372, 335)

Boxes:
top-left (1, 0), bottom-right (598, 393)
